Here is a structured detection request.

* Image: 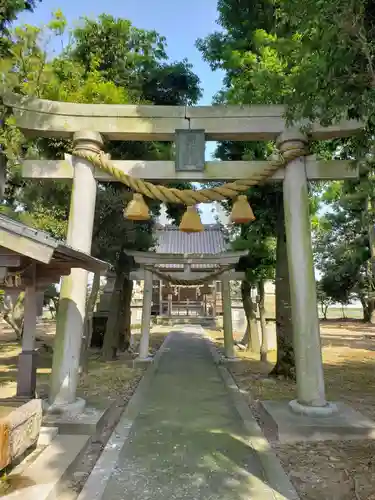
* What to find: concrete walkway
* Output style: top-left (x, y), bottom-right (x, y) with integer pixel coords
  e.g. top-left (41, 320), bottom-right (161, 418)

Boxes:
top-left (91, 327), bottom-right (296, 500)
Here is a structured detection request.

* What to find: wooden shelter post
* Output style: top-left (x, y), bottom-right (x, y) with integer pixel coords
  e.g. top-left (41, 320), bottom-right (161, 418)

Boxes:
top-left (49, 131), bottom-right (104, 412)
top-left (17, 264), bottom-right (37, 398)
top-left (279, 130), bottom-right (336, 415)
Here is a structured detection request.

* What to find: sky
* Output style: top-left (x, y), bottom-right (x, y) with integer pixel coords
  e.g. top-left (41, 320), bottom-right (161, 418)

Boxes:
top-left (17, 0), bottom-right (226, 223)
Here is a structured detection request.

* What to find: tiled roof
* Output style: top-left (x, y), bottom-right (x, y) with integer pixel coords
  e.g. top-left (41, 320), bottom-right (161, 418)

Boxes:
top-left (154, 224), bottom-right (227, 254)
top-left (153, 224), bottom-right (228, 270)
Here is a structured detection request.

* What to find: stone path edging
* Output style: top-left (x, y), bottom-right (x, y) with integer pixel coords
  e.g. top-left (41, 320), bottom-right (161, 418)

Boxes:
top-left (76, 332), bottom-right (175, 500)
top-left (203, 334), bottom-right (300, 500)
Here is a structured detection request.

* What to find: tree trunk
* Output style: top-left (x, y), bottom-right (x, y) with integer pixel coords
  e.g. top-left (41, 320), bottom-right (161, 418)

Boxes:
top-left (80, 272), bottom-right (101, 374)
top-left (119, 277), bottom-right (133, 352)
top-left (269, 200), bottom-right (295, 379)
top-left (240, 279), bottom-right (260, 353)
top-left (341, 304), bottom-right (346, 319)
top-left (323, 304), bottom-right (328, 320)
top-left (367, 197), bottom-right (375, 323)
top-left (113, 287), bottom-right (126, 353)
top-left (3, 292), bottom-right (25, 341)
top-left (319, 302), bottom-right (324, 318)
top-left (258, 279), bottom-right (268, 362)
top-left (359, 294), bottom-right (372, 322)
top-left (363, 304), bottom-right (371, 322)
top-left (116, 288), bottom-right (126, 352)
top-left (101, 271), bottom-right (124, 361)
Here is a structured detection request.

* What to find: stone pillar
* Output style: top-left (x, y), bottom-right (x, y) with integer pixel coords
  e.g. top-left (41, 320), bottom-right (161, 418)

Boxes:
top-left (168, 294), bottom-right (172, 316)
top-left (17, 270), bottom-right (38, 399)
top-left (212, 282), bottom-right (217, 318)
top-left (138, 269), bottom-right (153, 360)
top-left (159, 279), bottom-right (163, 316)
top-left (49, 131), bottom-right (103, 413)
top-left (222, 275), bottom-right (235, 358)
top-left (278, 130), bottom-right (336, 415)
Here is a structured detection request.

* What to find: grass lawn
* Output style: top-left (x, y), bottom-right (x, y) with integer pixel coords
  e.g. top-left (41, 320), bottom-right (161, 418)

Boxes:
top-left (206, 320), bottom-right (375, 500)
top-left (0, 320), bottom-right (168, 406)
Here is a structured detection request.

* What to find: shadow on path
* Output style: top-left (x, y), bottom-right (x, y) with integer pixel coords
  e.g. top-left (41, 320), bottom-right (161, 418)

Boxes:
top-left (100, 329), bottom-right (291, 500)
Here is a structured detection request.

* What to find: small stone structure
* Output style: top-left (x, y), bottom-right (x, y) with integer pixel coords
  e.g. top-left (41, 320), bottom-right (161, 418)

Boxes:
top-left (0, 399), bottom-right (42, 470)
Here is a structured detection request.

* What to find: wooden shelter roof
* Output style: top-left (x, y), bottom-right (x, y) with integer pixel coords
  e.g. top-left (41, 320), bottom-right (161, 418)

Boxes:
top-left (0, 215), bottom-right (108, 289)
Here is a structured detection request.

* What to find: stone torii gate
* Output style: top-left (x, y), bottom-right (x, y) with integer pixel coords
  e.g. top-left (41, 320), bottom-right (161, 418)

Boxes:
top-left (127, 250), bottom-right (248, 361)
top-left (3, 93), bottom-right (361, 418)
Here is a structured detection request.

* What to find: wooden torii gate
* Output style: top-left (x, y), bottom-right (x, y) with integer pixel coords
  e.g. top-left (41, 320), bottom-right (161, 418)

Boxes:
top-left (3, 93), bottom-right (361, 418)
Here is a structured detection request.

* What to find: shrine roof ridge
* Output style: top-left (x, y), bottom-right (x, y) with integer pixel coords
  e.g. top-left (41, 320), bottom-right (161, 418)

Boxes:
top-left (157, 223), bottom-right (222, 231)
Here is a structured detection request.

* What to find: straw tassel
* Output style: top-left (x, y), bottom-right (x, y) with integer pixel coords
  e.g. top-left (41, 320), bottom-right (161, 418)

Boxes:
top-left (179, 206), bottom-right (204, 233)
top-left (124, 193), bottom-right (150, 221)
top-left (230, 195), bottom-right (255, 224)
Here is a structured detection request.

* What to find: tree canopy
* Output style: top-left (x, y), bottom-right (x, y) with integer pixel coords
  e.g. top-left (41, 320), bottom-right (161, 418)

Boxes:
top-left (0, 11), bottom-right (201, 250)
top-left (0, 0), bottom-right (41, 55)
top-left (0, 10), bottom-right (202, 351)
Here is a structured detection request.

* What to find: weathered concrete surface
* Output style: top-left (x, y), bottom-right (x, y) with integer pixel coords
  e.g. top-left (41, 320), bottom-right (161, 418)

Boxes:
top-left (138, 269), bottom-right (153, 360)
top-left (37, 426), bottom-right (59, 446)
top-left (0, 399), bottom-right (42, 470)
top-left (259, 400), bottom-right (375, 444)
top-left (77, 331), bottom-right (172, 500)
top-left (222, 276), bottom-right (235, 359)
top-left (4, 434), bottom-right (90, 499)
top-left (97, 328), bottom-right (293, 500)
top-left (43, 406), bottom-right (107, 435)
top-left (5, 93), bottom-right (362, 141)
top-left (280, 131), bottom-right (326, 409)
top-left (22, 156), bottom-right (359, 182)
top-left (49, 132), bottom-right (103, 410)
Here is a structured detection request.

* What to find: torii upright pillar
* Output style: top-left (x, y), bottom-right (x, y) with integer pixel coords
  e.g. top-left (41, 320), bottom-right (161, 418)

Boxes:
top-left (49, 131), bottom-right (104, 415)
top-left (278, 130), bottom-right (336, 415)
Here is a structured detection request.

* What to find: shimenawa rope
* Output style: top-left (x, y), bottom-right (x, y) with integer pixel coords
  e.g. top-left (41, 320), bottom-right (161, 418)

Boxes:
top-left (142, 264), bottom-right (235, 285)
top-left (71, 143), bottom-right (308, 205)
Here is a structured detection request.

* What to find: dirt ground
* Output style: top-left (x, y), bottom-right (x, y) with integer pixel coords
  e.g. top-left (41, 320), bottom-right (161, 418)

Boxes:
top-left (207, 320), bottom-right (375, 500)
top-left (0, 320), bottom-right (169, 497)
top-left (0, 319), bottom-right (167, 404)
top-left (3, 320), bottom-right (375, 498)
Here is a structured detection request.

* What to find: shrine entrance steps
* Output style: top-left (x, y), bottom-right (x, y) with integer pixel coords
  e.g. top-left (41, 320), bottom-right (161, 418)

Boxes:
top-left (78, 325), bottom-right (298, 500)
top-left (155, 315), bottom-right (216, 327)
